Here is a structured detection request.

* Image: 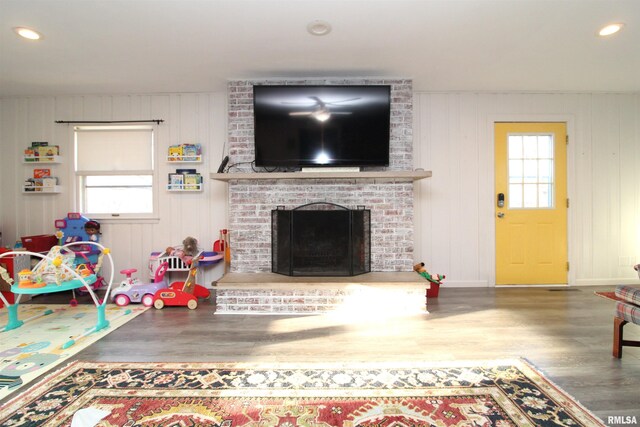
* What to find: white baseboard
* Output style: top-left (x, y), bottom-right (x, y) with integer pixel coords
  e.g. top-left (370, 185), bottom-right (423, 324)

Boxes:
top-left (574, 278), bottom-right (640, 286)
top-left (441, 280), bottom-right (490, 288)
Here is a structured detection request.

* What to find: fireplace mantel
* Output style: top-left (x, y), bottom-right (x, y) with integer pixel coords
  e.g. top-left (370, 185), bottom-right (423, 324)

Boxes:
top-left (210, 170), bottom-right (431, 182)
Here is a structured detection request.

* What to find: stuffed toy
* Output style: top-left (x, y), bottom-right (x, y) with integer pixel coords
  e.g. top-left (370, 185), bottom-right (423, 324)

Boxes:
top-left (181, 236), bottom-right (198, 256)
top-left (413, 262), bottom-right (445, 285)
top-left (166, 236), bottom-right (199, 265)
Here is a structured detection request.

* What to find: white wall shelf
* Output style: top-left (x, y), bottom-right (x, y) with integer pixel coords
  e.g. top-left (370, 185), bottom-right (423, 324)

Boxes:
top-left (210, 170), bottom-right (432, 182)
top-left (167, 156), bottom-right (202, 163)
top-left (167, 184), bottom-right (203, 192)
top-left (22, 186), bottom-right (61, 194)
top-left (23, 156), bottom-right (62, 164)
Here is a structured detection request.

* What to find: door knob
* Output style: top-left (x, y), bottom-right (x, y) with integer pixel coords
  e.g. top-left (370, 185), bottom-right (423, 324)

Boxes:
top-left (497, 212), bottom-right (505, 218)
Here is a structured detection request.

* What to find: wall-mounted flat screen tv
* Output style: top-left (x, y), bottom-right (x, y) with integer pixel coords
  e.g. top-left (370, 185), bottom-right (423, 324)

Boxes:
top-left (253, 85), bottom-right (390, 168)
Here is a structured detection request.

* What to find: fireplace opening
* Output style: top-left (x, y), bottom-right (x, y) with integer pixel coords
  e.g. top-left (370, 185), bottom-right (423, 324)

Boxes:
top-left (272, 202), bottom-right (371, 276)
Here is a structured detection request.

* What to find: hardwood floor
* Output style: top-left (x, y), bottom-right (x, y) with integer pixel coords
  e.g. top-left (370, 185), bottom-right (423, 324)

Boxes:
top-left (7, 285), bottom-right (640, 423)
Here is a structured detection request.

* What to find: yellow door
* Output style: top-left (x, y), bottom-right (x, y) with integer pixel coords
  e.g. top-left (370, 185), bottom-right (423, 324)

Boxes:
top-left (495, 122), bottom-right (567, 285)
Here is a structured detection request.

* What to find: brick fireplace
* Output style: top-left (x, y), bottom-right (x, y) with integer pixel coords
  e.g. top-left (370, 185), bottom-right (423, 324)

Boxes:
top-left (227, 78), bottom-right (415, 274)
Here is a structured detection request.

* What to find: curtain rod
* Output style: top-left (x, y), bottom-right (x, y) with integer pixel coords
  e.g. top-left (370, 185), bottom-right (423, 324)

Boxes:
top-left (55, 119), bottom-right (164, 125)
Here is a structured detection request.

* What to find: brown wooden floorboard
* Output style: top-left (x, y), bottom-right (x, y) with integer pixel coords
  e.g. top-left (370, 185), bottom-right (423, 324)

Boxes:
top-left (4, 285), bottom-right (640, 423)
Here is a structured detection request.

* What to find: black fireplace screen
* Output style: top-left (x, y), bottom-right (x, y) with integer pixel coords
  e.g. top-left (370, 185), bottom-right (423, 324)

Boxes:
top-left (272, 202), bottom-right (371, 276)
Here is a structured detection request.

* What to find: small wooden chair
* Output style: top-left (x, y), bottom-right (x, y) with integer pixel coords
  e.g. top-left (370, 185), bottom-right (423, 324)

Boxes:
top-left (613, 285), bottom-right (640, 358)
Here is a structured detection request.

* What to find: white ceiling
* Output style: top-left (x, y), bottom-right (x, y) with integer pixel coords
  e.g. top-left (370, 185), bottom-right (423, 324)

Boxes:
top-left (1, 0), bottom-right (639, 97)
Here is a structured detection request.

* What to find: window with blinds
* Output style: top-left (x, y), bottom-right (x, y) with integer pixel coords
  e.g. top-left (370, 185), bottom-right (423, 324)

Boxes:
top-left (75, 126), bottom-right (156, 217)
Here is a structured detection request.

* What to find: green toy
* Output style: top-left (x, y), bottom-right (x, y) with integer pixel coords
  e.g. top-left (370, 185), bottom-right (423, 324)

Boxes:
top-left (413, 262), bottom-right (445, 284)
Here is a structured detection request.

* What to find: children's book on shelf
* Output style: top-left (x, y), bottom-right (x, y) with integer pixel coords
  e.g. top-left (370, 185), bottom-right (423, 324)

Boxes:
top-left (42, 177), bottom-right (57, 188)
top-left (37, 146), bottom-right (59, 157)
top-left (33, 169), bottom-right (51, 178)
top-left (182, 144), bottom-right (201, 161)
top-left (184, 173), bottom-right (201, 190)
top-left (168, 145), bottom-right (183, 160)
top-left (24, 148), bottom-right (36, 160)
top-left (168, 173), bottom-right (184, 190)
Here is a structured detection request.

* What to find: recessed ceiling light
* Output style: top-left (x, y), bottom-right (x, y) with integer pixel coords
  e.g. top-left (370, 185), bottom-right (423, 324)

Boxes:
top-left (14, 27), bottom-right (43, 40)
top-left (307, 20), bottom-right (332, 36)
top-left (598, 23), bottom-right (624, 37)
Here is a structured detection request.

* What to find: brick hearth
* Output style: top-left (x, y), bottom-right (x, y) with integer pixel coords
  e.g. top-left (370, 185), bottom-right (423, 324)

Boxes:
top-left (213, 273), bottom-right (429, 315)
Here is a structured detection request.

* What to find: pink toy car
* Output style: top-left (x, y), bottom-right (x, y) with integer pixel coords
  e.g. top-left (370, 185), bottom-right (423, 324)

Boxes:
top-left (111, 262), bottom-right (168, 307)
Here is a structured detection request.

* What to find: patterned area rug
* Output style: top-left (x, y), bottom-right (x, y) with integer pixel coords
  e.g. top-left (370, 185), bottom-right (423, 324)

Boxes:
top-left (0, 359), bottom-right (604, 426)
top-left (0, 304), bottom-right (147, 401)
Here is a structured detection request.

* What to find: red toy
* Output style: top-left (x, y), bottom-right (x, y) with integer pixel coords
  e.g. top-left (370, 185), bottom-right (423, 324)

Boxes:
top-left (152, 254), bottom-right (210, 310)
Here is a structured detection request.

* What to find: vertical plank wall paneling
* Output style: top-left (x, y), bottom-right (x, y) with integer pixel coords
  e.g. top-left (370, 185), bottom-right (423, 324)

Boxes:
top-left (414, 92), bottom-right (640, 286)
top-left (0, 94), bottom-right (228, 286)
top-left (2, 91), bottom-right (639, 286)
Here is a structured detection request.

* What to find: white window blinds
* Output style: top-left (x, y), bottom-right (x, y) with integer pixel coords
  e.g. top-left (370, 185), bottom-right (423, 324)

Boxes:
top-left (75, 128), bottom-right (153, 172)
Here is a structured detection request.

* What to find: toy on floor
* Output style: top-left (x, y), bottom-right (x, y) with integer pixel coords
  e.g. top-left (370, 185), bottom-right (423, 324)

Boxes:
top-left (414, 262), bottom-right (446, 298)
top-left (111, 262), bottom-right (169, 307)
top-left (214, 229), bottom-right (231, 273)
top-left (72, 248), bottom-right (108, 299)
top-left (0, 242), bottom-right (120, 348)
top-left (54, 214), bottom-right (106, 301)
top-left (152, 253), bottom-right (210, 310)
top-left (165, 236), bottom-right (199, 265)
top-left (149, 235), bottom-right (223, 279)
top-left (413, 262), bottom-right (446, 284)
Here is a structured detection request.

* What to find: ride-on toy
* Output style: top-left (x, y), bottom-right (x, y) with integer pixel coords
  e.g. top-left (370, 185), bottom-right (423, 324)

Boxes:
top-left (152, 255), bottom-right (210, 310)
top-left (111, 262), bottom-right (169, 307)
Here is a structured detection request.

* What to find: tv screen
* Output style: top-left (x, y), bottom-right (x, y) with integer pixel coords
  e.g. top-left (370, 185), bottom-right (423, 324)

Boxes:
top-left (253, 85), bottom-right (390, 168)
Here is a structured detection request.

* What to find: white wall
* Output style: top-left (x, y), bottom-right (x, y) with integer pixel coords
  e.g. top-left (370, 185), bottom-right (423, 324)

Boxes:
top-left (0, 94), bottom-right (229, 285)
top-left (414, 92), bottom-right (640, 286)
top-left (2, 91), bottom-right (639, 287)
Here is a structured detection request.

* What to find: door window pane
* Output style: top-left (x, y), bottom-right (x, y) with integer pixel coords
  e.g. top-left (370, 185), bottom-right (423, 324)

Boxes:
top-left (538, 160), bottom-right (553, 183)
top-left (523, 136), bottom-right (538, 158)
top-left (538, 184), bottom-right (553, 208)
top-left (523, 184), bottom-right (538, 208)
top-left (509, 136), bottom-right (523, 159)
top-left (523, 160), bottom-right (538, 183)
top-left (507, 133), bottom-right (555, 209)
top-left (538, 136), bottom-right (552, 158)
top-left (509, 160), bottom-right (523, 183)
top-left (509, 184), bottom-right (523, 208)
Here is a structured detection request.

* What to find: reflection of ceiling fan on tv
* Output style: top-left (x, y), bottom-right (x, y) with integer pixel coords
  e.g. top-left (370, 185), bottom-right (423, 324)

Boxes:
top-left (285, 96), bottom-right (360, 122)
